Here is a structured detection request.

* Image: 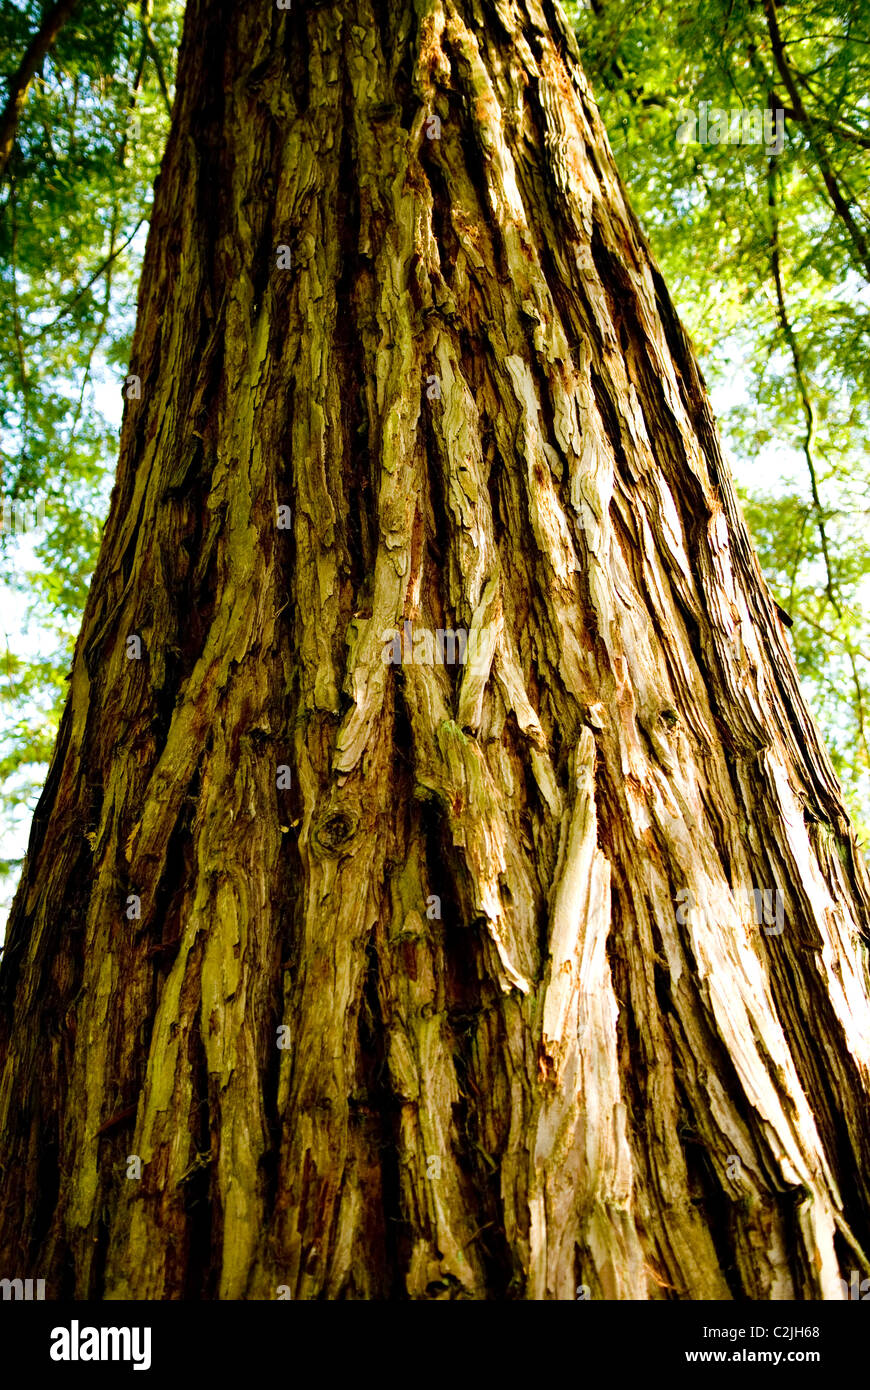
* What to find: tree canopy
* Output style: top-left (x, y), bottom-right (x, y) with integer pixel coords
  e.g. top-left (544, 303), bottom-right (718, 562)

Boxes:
top-left (0, 0), bottom-right (180, 907)
top-left (570, 0), bottom-right (870, 832)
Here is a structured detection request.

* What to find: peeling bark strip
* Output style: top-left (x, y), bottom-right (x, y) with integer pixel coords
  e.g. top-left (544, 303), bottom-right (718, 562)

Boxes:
top-left (1, 0), bottom-right (870, 1301)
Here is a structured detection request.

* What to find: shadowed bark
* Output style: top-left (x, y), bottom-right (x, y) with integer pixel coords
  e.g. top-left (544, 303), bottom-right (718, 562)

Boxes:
top-left (1, 0), bottom-right (870, 1300)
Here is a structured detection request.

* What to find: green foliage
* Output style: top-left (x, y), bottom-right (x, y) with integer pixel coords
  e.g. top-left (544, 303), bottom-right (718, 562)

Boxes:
top-left (570, 0), bottom-right (870, 838)
top-left (0, 0), bottom-right (181, 913)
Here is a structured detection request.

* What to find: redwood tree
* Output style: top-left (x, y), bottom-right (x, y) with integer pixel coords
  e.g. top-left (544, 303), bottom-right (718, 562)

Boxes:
top-left (2, 0), bottom-right (870, 1301)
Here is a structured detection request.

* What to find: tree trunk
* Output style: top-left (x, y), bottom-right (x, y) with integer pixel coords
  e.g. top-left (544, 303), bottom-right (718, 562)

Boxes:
top-left (2, 0), bottom-right (870, 1301)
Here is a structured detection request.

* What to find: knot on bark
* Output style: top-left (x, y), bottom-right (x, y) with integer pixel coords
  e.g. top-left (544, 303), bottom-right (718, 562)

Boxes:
top-left (313, 807), bottom-right (359, 855)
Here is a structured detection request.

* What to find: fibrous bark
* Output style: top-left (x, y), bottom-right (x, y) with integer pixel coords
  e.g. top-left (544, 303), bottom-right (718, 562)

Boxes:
top-left (2, 0), bottom-right (870, 1301)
